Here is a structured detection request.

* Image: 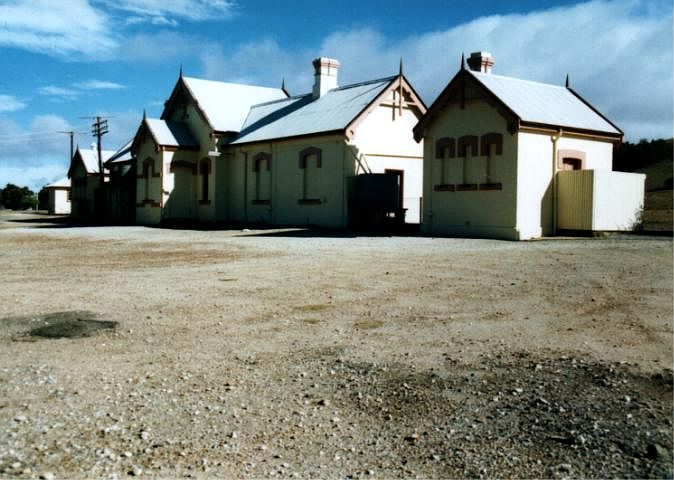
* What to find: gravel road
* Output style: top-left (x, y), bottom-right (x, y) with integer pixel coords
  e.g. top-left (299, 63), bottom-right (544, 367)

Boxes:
top-left (0, 213), bottom-right (671, 478)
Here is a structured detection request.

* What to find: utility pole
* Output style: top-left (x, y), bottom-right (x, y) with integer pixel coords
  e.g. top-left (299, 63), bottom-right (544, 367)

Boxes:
top-left (90, 116), bottom-right (109, 187)
top-left (58, 130), bottom-right (76, 162)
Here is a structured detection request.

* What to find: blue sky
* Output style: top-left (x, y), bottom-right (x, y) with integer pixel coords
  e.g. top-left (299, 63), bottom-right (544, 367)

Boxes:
top-left (0, 0), bottom-right (672, 191)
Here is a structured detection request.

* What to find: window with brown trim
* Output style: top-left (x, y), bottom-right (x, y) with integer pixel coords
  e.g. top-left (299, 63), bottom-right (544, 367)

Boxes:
top-left (252, 152), bottom-right (271, 204)
top-left (457, 135), bottom-right (478, 157)
top-left (142, 157), bottom-right (154, 201)
top-left (557, 149), bottom-right (586, 170)
top-left (480, 133), bottom-right (503, 156)
top-left (298, 147), bottom-right (322, 203)
top-left (435, 137), bottom-right (455, 159)
top-left (199, 158), bottom-right (211, 204)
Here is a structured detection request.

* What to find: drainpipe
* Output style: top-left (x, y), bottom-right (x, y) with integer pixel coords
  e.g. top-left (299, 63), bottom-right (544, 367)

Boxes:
top-left (243, 150), bottom-right (248, 223)
top-left (550, 129), bottom-right (563, 235)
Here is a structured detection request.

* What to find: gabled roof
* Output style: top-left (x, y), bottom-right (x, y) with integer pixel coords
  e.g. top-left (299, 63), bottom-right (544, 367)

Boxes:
top-left (162, 76), bottom-right (287, 133)
top-left (144, 118), bottom-right (199, 148)
top-left (414, 68), bottom-right (622, 141)
top-left (231, 75), bottom-right (425, 145)
top-left (45, 177), bottom-right (70, 189)
top-left (105, 139), bottom-right (134, 166)
top-left (68, 147), bottom-right (114, 177)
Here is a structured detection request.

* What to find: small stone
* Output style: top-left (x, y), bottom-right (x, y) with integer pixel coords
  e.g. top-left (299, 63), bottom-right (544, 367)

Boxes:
top-left (14, 415), bottom-right (27, 423)
top-left (40, 473), bottom-right (55, 480)
top-left (647, 443), bottom-right (669, 461)
top-left (129, 465), bottom-right (143, 476)
top-left (317, 399), bottom-right (330, 407)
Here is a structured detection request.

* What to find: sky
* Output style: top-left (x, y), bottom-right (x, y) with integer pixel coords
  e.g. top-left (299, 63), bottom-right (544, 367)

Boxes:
top-left (0, 0), bottom-right (672, 192)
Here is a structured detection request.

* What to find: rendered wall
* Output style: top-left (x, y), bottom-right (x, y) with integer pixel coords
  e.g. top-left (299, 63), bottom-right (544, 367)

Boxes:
top-left (231, 135), bottom-right (347, 228)
top-left (592, 171), bottom-right (645, 230)
top-left (350, 101), bottom-right (424, 223)
top-left (48, 188), bottom-right (71, 215)
top-left (135, 140), bottom-right (165, 225)
top-left (421, 99), bottom-right (518, 239)
top-left (517, 133), bottom-right (616, 238)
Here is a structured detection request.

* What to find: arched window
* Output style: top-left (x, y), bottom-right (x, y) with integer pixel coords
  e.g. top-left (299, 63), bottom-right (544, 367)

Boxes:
top-left (435, 137), bottom-right (455, 159)
top-left (252, 152), bottom-right (271, 203)
top-left (457, 135), bottom-right (478, 157)
top-left (480, 133), bottom-right (503, 156)
top-left (142, 157), bottom-right (154, 201)
top-left (199, 158), bottom-right (211, 204)
top-left (298, 147), bottom-right (322, 204)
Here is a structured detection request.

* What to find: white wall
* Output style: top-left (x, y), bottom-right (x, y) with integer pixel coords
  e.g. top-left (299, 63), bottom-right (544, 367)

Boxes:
top-left (592, 171), bottom-right (645, 230)
top-left (516, 132), bottom-right (553, 239)
top-left (49, 188), bottom-right (71, 215)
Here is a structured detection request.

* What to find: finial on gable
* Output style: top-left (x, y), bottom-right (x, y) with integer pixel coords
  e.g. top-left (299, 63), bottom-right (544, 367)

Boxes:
top-left (142, 108), bottom-right (147, 121)
top-left (281, 77), bottom-right (289, 97)
top-left (565, 74), bottom-right (570, 88)
top-left (179, 64), bottom-right (183, 78)
top-left (461, 52), bottom-right (466, 71)
top-left (399, 57), bottom-right (404, 77)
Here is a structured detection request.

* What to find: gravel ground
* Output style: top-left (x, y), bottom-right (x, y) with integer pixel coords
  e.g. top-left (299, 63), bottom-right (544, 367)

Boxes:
top-left (0, 212), bottom-right (672, 478)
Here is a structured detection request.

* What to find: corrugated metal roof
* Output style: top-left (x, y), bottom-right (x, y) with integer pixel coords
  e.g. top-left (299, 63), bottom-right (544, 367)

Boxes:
top-left (46, 177), bottom-right (70, 188)
top-left (469, 71), bottom-right (621, 134)
top-left (106, 139), bottom-right (133, 165)
top-left (182, 77), bottom-right (287, 133)
top-left (230, 76), bottom-right (396, 145)
top-left (145, 118), bottom-right (198, 148)
top-left (77, 148), bottom-right (115, 174)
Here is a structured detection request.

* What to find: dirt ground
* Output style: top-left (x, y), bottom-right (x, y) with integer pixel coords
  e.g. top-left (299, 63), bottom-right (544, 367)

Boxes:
top-left (0, 212), bottom-right (672, 478)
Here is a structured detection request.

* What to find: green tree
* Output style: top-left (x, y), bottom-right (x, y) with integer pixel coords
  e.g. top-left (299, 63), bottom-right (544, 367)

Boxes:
top-left (38, 187), bottom-right (49, 211)
top-left (0, 183), bottom-right (37, 210)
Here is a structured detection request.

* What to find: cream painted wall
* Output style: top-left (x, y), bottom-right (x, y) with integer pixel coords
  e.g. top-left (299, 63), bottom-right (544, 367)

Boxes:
top-left (421, 99), bottom-right (518, 239)
top-left (166, 102), bottom-right (221, 222)
top-left (231, 135), bottom-right (347, 227)
top-left (135, 140), bottom-right (165, 225)
top-left (350, 102), bottom-right (424, 223)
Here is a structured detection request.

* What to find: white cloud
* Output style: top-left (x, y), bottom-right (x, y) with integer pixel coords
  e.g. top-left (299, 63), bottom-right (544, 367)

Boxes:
top-left (0, 95), bottom-right (26, 113)
top-left (199, 0), bottom-right (671, 141)
top-left (98, 0), bottom-right (235, 24)
top-left (74, 80), bottom-right (126, 90)
top-left (0, 0), bottom-right (117, 59)
top-left (38, 86), bottom-right (79, 101)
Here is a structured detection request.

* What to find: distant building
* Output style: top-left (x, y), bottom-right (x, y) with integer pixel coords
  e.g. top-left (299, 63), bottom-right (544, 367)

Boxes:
top-left (67, 145), bottom-right (113, 221)
top-left (44, 177), bottom-right (71, 215)
top-left (131, 58), bottom-right (426, 227)
top-left (414, 51), bottom-right (645, 240)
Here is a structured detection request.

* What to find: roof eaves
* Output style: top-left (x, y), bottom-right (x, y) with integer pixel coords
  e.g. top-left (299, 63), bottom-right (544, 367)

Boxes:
top-left (229, 129), bottom-right (345, 147)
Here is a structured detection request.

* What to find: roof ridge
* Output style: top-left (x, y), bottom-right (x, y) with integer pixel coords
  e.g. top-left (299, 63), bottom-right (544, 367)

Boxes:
top-left (182, 75), bottom-right (283, 91)
top-left (469, 70), bottom-right (566, 89)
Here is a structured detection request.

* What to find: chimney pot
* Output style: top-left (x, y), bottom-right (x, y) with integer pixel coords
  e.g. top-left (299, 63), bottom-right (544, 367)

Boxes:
top-left (467, 51), bottom-right (494, 74)
top-left (312, 57), bottom-right (340, 98)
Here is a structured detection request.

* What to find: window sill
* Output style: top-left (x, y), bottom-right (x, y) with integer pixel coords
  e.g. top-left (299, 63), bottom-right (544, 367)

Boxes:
top-left (479, 182), bottom-right (502, 191)
top-left (252, 199), bottom-right (271, 205)
top-left (456, 183), bottom-right (478, 191)
top-left (298, 198), bottom-right (322, 205)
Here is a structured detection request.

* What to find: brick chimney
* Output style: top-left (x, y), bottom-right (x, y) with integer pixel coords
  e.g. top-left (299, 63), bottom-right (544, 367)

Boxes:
top-left (467, 51), bottom-right (494, 74)
top-left (312, 57), bottom-right (340, 98)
